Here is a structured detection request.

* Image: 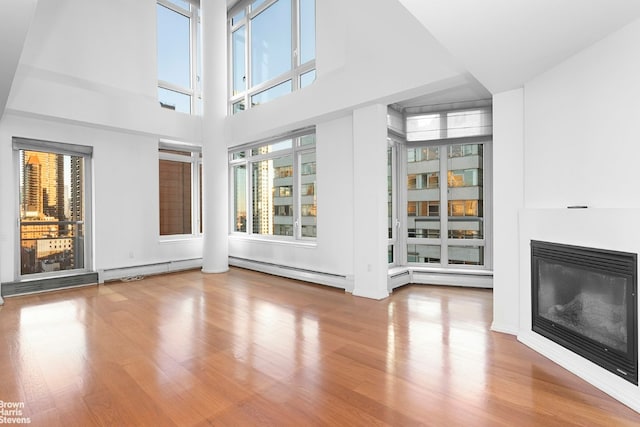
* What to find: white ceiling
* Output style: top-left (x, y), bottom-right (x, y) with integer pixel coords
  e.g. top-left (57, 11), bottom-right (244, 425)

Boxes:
top-left (0, 0), bottom-right (37, 119)
top-left (397, 0), bottom-right (640, 94)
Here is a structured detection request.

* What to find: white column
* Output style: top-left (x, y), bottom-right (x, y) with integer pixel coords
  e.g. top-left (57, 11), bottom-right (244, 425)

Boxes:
top-left (491, 88), bottom-right (525, 334)
top-left (352, 104), bottom-right (390, 300)
top-left (200, 0), bottom-right (229, 273)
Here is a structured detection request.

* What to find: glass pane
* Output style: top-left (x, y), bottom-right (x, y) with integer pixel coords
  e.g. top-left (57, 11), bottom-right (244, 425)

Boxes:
top-left (407, 244), bottom-right (440, 264)
top-left (448, 245), bottom-right (484, 265)
top-left (537, 259), bottom-right (628, 353)
top-left (232, 9), bottom-right (245, 26)
top-left (166, 0), bottom-right (190, 10)
top-left (300, 69), bottom-right (316, 88)
top-left (251, 80), bottom-right (292, 107)
top-left (407, 146), bottom-right (440, 238)
top-left (158, 87), bottom-right (191, 113)
top-left (252, 0), bottom-right (268, 10)
top-left (232, 100), bottom-right (246, 114)
top-left (157, 4), bottom-right (191, 88)
top-left (251, 0), bottom-right (292, 87)
top-left (232, 27), bottom-right (246, 95)
top-left (299, 0), bottom-right (316, 64)
top-left (446, 109), bottom-right (492, 138)
top-left (447, 143), bottom-right (483, 240)
top-left (252, 155), bottom-right (294, 236)
top-left (388, 245), bottom-right (394, 264)
top-left (407, 146), bottom-right (439, 162)
top-left (300, 152), bottom-right (316, 238)
top-left (196, 9), bottom-right (202, 113)
top-left (299, 133), bottom-right (316, 146)
top-left (233, 165), bottom-right (247, 232)
top-left (232, 151), bottom-right (246, 160)
top-left (20, 150), bottom-right (85, 275)
top-left (159, 159), bottom-right (192, 235)
top-left (406, 113), bottom-right (442, 141)
top-left (251, 139), bottom-right (292, 156)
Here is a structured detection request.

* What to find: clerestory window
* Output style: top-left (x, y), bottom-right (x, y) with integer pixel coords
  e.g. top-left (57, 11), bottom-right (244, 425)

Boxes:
top-left (157, 0), bottom-right (202, 114)
top-left (228, 0), bottom-right (316, 114)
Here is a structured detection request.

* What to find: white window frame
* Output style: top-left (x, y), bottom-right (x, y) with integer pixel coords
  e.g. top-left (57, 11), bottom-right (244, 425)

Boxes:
top-left (399, 137), bottom-right (492, 270)
top-left (159, 141), bottom-right (203, 239)
top-left (13, 138), bottom-right (94, 281)
top-left (393, 106), bottom-right (493, 272)
top-left (229, 128), bottom-right (316, 242)
top-left (157, 0), bottom-right (202, 115)
top-left (228, 0), bottom-right (316, 114)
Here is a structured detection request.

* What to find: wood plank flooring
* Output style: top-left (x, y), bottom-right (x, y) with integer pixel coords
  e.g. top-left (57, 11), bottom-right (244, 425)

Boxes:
top-left (1, 267), bottom-right (639, 426)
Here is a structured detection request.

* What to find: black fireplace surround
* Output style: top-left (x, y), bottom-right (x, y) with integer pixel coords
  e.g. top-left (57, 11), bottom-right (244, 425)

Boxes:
top-left (531, 240), bottom-right (638, 385)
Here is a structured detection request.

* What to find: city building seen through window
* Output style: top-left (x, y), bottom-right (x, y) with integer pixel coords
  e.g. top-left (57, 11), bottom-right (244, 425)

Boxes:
top-left (16, 139), bottom-right (91, 277)
top-left (230, 129), bottom-right (317, 240)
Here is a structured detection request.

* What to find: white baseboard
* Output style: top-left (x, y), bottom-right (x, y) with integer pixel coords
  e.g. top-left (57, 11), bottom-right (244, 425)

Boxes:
top-left (388, 267), bottom-right (493, 291)
top-left (490, 322), bottom-right (518, 336)
top-left (518, 330), bottom-right (640, 413)
top-left (98, 258), bottom-right (202, 283)
top-left (229, 256), bottom-right (350, 290)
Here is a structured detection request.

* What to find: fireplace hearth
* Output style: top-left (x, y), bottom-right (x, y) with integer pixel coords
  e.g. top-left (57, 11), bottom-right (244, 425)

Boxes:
top-left (531, 240), bottom-right (638, 385)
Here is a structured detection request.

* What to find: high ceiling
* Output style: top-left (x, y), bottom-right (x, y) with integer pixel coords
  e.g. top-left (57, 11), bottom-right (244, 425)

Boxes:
top-left (397, 0), bottom-right (640, 94)
top-left (0, 0), bottom-right (37, 119)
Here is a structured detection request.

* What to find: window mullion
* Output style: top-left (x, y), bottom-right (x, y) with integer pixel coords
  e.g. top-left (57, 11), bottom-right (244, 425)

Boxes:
top-left (246, 160), bottom-right (253, 235)
top-left (190, 7), bottom-right (198, 114)
top-left (292, 0), bottom-right (300, 91)
top-left (245, 4), bottom-right (252, 103)
top-left (294, 145), bottom-right (301, 239)
top-left (439, 145), bottom-right (449, 265)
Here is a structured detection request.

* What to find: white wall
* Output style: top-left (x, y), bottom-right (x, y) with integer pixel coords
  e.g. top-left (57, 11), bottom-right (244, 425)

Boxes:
top-left (0, 0), bottom-right (204, 284)
top-left (491, 88), bottom-right (524, 334)
top-left (524, 18), bottom-right (640, 209)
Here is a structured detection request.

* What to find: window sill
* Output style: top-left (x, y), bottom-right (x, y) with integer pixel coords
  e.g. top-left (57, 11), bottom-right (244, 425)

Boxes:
top-left (160, 235), bottom-right (203, 243)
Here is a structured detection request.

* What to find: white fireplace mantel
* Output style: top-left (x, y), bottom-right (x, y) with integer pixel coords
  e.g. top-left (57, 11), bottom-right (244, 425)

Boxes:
top-left (518, 207), bottom-right (640, 412)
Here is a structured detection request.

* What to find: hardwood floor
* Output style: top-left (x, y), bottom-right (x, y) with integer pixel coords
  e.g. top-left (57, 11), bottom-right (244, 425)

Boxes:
top-left (1, 267), bottom-right (639, 426)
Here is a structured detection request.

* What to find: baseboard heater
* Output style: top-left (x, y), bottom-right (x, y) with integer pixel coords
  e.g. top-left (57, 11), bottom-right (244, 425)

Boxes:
top-left (99, 258), bottom-right (202, 283)
top-left (229, 256), bottom-right (351, 290)
top-left (387, 267), bottom-right (493, 290)
top-left (1, 272), bottom-right (99, 297)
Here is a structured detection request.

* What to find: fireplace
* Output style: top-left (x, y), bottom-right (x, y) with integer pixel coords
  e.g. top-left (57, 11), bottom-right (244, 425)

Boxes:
top-left (531, 240), bottom-right (638, 385)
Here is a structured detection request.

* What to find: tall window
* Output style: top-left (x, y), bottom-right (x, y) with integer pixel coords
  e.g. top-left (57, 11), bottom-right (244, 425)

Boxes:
top-left (229, 130), bottom-right (316, 239)
top-left (388, 138), bottom-right (398, 265)
top-left (406, 143), bottom-right (487, 266)
top-left (399, 107), bottom-right (492, 269)
top-left (229, 0), bottom-right (316, 113)
top-left (159, 143), bottom-right (202, 236)
top-left (15, 138), bottom-right (92, 277)
top-left (157, 0), bottom-right (202, 114)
